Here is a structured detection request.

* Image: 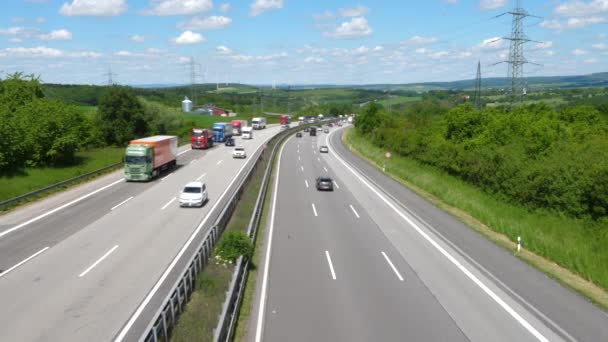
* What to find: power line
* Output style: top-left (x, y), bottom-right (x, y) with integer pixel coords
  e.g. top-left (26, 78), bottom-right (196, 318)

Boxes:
top-left (189, 57), bottom-right (202, 107)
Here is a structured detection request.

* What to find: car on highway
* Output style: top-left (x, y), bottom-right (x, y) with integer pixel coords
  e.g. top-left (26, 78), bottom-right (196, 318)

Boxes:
top-left (304, 127), bottom-right (310, 132)
top-left (296, 132), bottom-right (302, 138)
top-left (323, 128), bottom-right (330, 133)
top-left (280, 124), bottom-right (290, 131)
top-left (179, 181), bottom-right (208, 207)
top-left (316, 177), bottom-right (334, 191)
top-left (225, 137), bottom-right (235, 146)
top-left (233, 147), bottom-right (246, 159)
top-left (319, 145), bottom-right (329, 153)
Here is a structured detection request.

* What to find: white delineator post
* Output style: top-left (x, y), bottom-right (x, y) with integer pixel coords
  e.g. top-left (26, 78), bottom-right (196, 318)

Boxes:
top-left (517, 236), bottom-right (521, 253)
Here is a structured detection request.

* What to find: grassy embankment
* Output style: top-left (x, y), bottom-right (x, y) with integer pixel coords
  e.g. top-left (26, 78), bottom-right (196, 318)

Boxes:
top-left (378, 96), bottom-right (422, 106)
top-left (170, 132), bottom-right (274, 341)
top-left (343, 128), bottom-right (608, 310)
top-left (0, 147), bottom-right (124, 207)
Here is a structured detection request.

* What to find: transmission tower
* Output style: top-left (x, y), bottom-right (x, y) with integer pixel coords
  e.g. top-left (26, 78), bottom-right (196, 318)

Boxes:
top-left (189, 57), bottom-right (201, 107)
top-left (104, 66), bottom-right (117, 86)
top-left (474, 61), bottom-right (482, 109)
top-left (497, 0), bottom-right (540, 104)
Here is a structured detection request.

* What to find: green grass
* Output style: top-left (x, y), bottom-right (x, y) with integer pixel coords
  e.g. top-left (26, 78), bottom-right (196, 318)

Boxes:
top-left (75, 105), bottom-right (97, 119)
top-left (378, 96), bottom-right (422, 106)
top-left (0, 147), bottom-right (124, 204)
top-left (344, 128), bottom-right (608, 308)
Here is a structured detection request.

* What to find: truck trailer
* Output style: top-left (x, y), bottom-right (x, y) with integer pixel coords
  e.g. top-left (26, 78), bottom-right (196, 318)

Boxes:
top-left (242, 126), bottom-right (253, 139)
top-left (125, 135), bottom-right (178, 181)
top-left (231, 119), bottom-right (248, 136)
top-left (190, 128), bottom-right (214, 149)
top-left (252, 117), bottom-right (266, 130)
top-left (212, 123), bottom-right (233, 142)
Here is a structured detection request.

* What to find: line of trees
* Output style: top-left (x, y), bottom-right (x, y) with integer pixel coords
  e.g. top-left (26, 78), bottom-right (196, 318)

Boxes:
top-left (0, 75), bottom-right (182, 174)
top-left (356, 99), bottom-right (608, 221)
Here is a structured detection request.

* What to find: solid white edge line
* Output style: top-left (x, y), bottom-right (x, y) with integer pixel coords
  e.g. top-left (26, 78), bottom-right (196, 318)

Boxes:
top-left (327, 128), bottom-right (550, 342)
top-left (0, 178), bottom-right (124, 240)
top-left (161, 173), bottom-right (173, 181)
top-left (305, 180), bottom-right (309, 188)
top-left (78, 245), bottom-right (119, 278)
top-left (312, 203), bottom-right (318, 217)
top-left (111, 196), bottom-right (134, 211)
top-left (217, 160), bottom-right (223, 165)
top-left (0, 246), bottom-right (49, 279)
top-left (254, 133), bottom-right (287, 342)
top-left (325, 250), bottom-right (337, 280)
top-left (116, 128), bottom-right (278, 342)
top-left (196, 173), bottom-right (207, 181)
top-left (177, 147), bottom-right (191, 156)
top-left (349, 204), bottom-right (360, 218)
top-left (161, 197), bottom-right (177, 210)
top-left (381, 251), bottom-right (404, 281)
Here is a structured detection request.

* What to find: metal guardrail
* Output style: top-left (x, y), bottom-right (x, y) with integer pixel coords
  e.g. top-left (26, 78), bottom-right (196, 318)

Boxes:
top-left (0, 161), bottom-right (122, 210)
top-left (139, 124), bottom-right (307, 342)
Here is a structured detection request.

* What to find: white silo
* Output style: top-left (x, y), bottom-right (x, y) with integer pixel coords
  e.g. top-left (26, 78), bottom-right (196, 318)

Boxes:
top-left (182, 96), bottom-right (193, 112)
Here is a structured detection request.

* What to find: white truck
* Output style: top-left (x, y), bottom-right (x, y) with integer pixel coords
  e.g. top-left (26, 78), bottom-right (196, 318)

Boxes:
top-left (242, 126), bottom-right (253, 139)
top-left (252, 117), bottom-right (266, 130)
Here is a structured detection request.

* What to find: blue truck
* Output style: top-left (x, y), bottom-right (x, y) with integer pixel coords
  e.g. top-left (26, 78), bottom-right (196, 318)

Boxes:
top-left (212, 122), bottom-right (233, 142)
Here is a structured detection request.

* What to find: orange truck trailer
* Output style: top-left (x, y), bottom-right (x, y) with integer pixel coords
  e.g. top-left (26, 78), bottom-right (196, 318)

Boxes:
top-left (124, 135), bottom-right (178, 181)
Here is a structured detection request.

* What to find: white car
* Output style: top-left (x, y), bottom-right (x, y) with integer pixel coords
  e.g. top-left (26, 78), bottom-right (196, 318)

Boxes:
top-left (319, 145), bottom-right (329, 153)
top-left (179, 181), bottom-right (208, 207)
top-left (233, 147), bottom-right (246, 159)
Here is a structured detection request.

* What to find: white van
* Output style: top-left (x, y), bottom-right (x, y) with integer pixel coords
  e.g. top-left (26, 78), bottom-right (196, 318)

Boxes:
top-left (242, 126), bottom-right (253, 139)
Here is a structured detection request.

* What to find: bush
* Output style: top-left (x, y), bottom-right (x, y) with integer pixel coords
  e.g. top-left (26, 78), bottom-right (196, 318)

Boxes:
top-left (215, 231), bottom-right (253, 264)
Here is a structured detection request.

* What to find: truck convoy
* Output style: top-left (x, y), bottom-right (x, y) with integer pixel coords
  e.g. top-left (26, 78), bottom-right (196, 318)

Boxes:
top-left (190, 128), bottom-right (214, 149)
top-left (212, 122), bottom-right (233, 142)
top-left (242, 126), bottom-right (253, 139)
top-left (124, 135), bottom-right (178, 182)
top-left (279, 115), bottom-right (291, 125)
top-left (252, 117), bottom-right (267, 130)
top-left (231, 119), bottom-right (248, 136)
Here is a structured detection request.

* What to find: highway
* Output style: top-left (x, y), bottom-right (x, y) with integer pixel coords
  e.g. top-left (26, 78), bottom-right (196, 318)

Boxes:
top-left (0, 125), bottom-right (281, 341)
top-left (255, 125), bottom-right (608, 342)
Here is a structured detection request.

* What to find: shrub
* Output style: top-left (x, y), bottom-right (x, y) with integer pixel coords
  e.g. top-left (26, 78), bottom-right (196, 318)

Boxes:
top-left (215, 231), bottom-right (253, 264)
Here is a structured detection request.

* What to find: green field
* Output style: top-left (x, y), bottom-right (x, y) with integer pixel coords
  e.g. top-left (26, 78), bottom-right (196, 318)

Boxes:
top-left (0, 147), bottom-right (124, 203)
top-left (378, 96), bottom-right (422, 106)
top-left (344, 128), bottom-right (608, 308)
top-left (75, 105), bottom-right (98, 118)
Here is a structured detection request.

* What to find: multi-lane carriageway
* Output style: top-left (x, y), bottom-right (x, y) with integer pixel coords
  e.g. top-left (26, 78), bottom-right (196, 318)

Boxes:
top-left (0, 125), bottom-right (281, 342)
top-left (254, 126), bottom-right (608, 342)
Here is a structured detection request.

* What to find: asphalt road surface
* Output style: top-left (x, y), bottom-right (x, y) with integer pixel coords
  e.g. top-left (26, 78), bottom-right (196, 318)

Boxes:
top-left (255, 125), bottom-right (608, 342)
top-left (0, 126), bottom-right (280, 342)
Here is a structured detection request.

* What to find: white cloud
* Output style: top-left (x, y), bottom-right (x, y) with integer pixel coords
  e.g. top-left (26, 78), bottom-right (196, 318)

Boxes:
top-left (555, 0), bottom-right (608, 17)
top-left (178, 56), bottom-right (190, 63)
top-left (9, 38), bottom-right (23, 43)
top-left (480, 0), bottom-right (508, 10)
top-left (593, 42), bottom-right (608, 50)
top-left (227, 52), bottom-right (288, 63)
top-left (313, 11), bottom-right (335, 21)
top-left (250, 0), bottom-right (283, 17)
top-left (178, 16), bottom-right (232, 30)
top-left (36, 17), bottom-right (47, 23)
top-left (478, 36), bottom-right (505, 50)
top-left (131, 34), bottom-right (145, 43)
top-left (304, 56), bottom-right (324, 63)
top-left (372, 46), bottom-right (384, 52)
top-left (535, 41), bottom-right (553, 49)
top-left (143, 0), bottom-right (213, 16)
top-left (2, 46), bottom-right (100, 58)
top-left (572, 48), bottom-right (588, 55)
top-left (430, 51), bottom-right (449, 59)
top-left (542, 17), bottom-right (607, 29)
top-left (408, 35), bottom-right (438, 45)
top-left (584, 58), bottom-right (598, 63)
top-left (220, 3), bottom-right (231, 12)
top-left (39, 29), bottom-right (73, 41)
top-left (12, 17), bottom-right (25, 23)
top-left (323, 17), bottom-right (372, 39)
top-left (338, 5), bottom-right (369, 17)
top-left (415, 48), bottom-right (428, 54)
top-left (115, 50), bottom-right (136, 56)
top-left (172, 30), bottom-right (205, 44)
top-left (0, 27), bottom-right (27, 35)
top-left (60, 0), bottom-right (127, 17)
top-left (216, 45), bottom-right (233, 54)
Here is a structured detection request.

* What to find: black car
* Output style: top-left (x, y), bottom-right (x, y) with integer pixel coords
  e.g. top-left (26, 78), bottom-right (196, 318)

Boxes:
top-left (316, 177), bottom-right (334, 191)
top-left (296, 132), bottom-right (303, 137)
top-left (225, 137), bottom-right (235, 146)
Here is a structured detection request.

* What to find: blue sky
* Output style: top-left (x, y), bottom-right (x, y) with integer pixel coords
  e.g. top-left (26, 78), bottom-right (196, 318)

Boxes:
top-left (0, 0), bottom-right (607, 85)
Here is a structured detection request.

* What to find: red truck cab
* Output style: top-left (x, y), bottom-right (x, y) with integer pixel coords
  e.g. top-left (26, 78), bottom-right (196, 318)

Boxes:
top-left (231, 120), bottom-right (243, 136)
top-left (190, 128), bottom-right (214, 149)
top-left (279, 115), bottom-right (291, 125)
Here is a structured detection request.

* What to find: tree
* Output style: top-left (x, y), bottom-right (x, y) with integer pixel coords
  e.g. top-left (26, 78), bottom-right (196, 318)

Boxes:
top-left (96, 86), bottom-right (146, 145)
